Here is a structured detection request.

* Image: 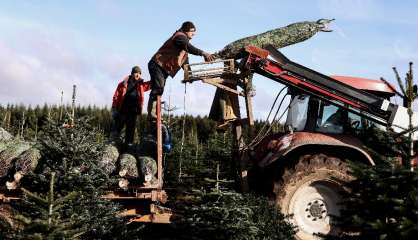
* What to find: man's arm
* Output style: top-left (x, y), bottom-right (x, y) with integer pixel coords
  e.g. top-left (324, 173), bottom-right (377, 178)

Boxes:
top-left (173, 35), bottom-right (204, 56)
top-left (112, 83), bottom-right (122, 110)
top-left (143, 81), bottom-right (151, 92)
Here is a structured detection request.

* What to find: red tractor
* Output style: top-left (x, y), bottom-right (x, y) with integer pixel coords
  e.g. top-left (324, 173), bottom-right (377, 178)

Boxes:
top-left (250, 76), bottom-right (395, 239)
top-left (184, 45), bottom-right (415, 239)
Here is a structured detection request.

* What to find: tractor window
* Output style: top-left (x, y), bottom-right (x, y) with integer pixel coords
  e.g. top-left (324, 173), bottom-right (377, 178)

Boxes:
top-left (347, 111), bottom-right (370, 133)
top-left (315, 103), bottom-right (345, 134)
top-left (348, 112), bottom-right (362, 129)
top-left (285, 94), bottom-right (310, 131)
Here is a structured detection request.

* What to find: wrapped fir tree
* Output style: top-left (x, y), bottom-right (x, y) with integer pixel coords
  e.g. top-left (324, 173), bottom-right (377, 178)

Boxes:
top-left (214, 19), bottom-right (334, 59)
top-left (0, 127), bottom-right (13, 142)
top-left (0, 140), bottom-right (31, 179)
top-left (99, 144), bottom-right (119, 175)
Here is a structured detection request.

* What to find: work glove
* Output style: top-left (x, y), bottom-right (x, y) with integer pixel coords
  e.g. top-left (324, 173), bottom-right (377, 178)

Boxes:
top-left (203, 52), bottom-right (215, 62)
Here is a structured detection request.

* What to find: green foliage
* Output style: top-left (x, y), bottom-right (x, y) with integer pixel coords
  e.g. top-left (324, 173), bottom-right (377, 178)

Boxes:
top-left (162, 129), bottom-right (294, 240)
top-left (0, 104), bottom-right (291, 240)
top-left (0, 104), bottom-right (112, 141)
top-left (12, 173), bottom-right (85, 239)
top-left (172, 190), bottom-right (296, 240)
top-left (334, 163), bottom-right (418, 239)
top-left (358, 125), bottom-right (408, 163)
top-left (5, 118), bottom-right (137, 240)
top-left (327, 126), bottom-right (417, 239)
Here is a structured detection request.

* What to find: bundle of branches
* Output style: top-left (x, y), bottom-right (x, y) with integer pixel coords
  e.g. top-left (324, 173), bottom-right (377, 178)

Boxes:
top-left (118, 153), bottom-right (138, 189)
top-left (100, 144), bottom-right (119, 175)
top-left (214, 19), bottom-right (334, 59)
top-left (138, 156), bottom-right (157, 186)
top-left (6, 147), bottom-right (42, 190)
top-left (0, 127), bottom-right (13, 142)
top-left (4, 117), bottom-right (137, 239)
top-left (328, 163), bottom-right (418, 239)
top-left (0, 127), bottom-right (41, 189)
top-left (171, 190), bottom-right (296, 240)
top-left (0, 140), bottom-right (31, 179)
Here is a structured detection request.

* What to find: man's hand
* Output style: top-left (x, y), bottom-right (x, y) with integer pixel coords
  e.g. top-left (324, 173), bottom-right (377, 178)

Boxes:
top-left (203, 52), bottom-right (215, 62)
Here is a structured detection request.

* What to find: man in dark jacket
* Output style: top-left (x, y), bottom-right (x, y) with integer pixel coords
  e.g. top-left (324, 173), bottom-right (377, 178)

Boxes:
top-left (147, 21), bottom-right (215, 119)
top-left (111, 66), bottom-right (151, 145)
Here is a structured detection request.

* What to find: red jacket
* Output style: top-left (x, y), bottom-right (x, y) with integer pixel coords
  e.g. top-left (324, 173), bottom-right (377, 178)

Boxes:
top-left (112, 76), bottom-right (151, 113)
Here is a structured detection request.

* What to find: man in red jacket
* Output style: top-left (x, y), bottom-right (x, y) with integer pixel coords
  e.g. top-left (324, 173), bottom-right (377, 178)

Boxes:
top-left (111, 66), bottom-right (151, 145)
top-left (147, 21), bottom-right (215, 120)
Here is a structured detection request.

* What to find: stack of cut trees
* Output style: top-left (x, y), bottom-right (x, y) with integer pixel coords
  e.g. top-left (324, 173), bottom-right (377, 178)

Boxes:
top-left (115, 145), bottom-right (157, 189)
top-left (99, 140), bottom-right (158, 189)
top-left (0, 127), bottom-right (158, 190)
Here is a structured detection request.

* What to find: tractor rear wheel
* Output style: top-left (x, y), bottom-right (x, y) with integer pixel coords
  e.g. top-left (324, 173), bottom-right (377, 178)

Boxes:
top-left (274, 154), bottom-right (352, 240)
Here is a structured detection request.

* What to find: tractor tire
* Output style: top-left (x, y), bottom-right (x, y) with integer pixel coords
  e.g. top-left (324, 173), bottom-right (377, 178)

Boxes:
top-left (274, 154), bottom-right (352, 240)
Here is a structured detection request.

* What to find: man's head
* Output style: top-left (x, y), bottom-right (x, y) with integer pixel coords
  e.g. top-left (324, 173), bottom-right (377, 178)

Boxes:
top-left (131, 66), bottom-right (142, 80)
top-left (180, 21), bottom-right (196, 39)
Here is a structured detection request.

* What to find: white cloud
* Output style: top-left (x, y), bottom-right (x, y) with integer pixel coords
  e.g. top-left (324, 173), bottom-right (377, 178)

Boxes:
top-left (0, 16), bottom-right (139, 108)
top-left (317, 0), bottom-right (383, 21)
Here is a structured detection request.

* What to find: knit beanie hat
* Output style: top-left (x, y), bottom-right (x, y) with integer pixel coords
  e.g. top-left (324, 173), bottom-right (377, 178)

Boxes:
top-left (180, 21), bottom-right (196, 32)
top-left (131, 66), bottom-right (141, 75)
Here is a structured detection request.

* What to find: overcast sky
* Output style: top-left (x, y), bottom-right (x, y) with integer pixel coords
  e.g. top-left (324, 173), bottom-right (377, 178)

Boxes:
top-left (0, 0), bottom-right (417, 119)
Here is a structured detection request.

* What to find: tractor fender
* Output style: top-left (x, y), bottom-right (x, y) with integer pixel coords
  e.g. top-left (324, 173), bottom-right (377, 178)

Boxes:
top-left (254, 132), bottom-right (374, 168)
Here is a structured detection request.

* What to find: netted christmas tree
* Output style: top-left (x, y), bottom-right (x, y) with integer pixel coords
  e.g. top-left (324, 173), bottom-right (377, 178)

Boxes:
top-left (5, 117), bottom-right (139, 239)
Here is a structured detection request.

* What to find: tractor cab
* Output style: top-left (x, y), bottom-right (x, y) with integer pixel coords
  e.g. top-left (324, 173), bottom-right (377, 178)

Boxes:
top-left (285, 76), bottom-right (397, 135)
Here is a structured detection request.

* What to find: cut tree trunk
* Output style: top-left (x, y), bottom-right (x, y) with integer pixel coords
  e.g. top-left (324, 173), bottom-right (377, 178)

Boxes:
top-left (118, 178), bottom-right (129, 190)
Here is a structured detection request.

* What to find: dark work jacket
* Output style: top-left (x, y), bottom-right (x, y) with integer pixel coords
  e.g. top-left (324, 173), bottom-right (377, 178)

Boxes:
top-left (152, 31), bottom-right (204, 77)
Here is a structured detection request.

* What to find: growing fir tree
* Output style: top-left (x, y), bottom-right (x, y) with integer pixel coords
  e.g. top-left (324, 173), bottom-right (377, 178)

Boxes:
top-left (10, 172), bottom-right (85, 239)
top-left (331, 63), bottom-right (418, 239)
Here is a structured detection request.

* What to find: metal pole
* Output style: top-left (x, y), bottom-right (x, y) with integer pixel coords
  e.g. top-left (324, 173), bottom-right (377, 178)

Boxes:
top-left (59, 90), bottom-right (64, 122)
top-left (71, 85), bottom-right (76, 126)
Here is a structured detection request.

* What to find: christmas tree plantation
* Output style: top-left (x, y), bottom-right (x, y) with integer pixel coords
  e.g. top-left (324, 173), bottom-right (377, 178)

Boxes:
top-left (327, 126), bottom-right (418, 239)
top-left (3, 118), bottom-right (140, 240)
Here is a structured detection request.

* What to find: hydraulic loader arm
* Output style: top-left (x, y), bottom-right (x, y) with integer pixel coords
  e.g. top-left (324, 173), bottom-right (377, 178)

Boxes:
top-left (241, 45), bottom-right (417, 134)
